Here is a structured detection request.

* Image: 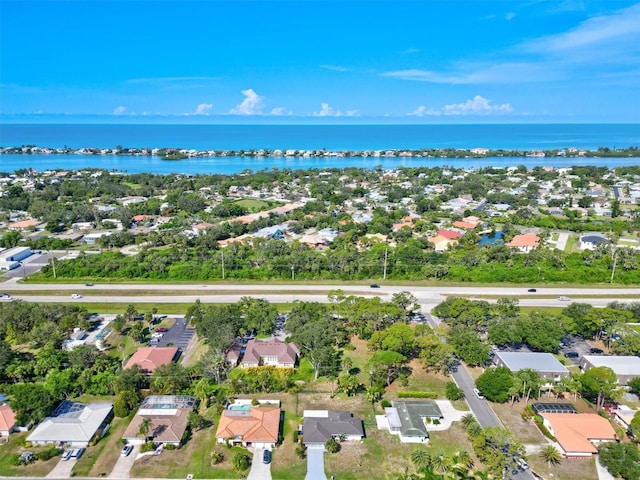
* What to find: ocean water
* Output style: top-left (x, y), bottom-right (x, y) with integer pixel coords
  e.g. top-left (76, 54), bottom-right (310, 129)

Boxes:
top-left (1, 123), bottom-right (639, 175)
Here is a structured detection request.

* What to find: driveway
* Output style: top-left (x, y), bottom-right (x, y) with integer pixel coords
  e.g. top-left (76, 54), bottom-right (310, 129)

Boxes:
top-left (305, 446), bottom-right (327, 480)
top-left (247, 447), bottom-right (272, 480)
top-left (46, 457), bottom-right (77, 478)
top-left (108, 444), bottom-right (139, 478)
top-left (428, 400), bottom-right (468, 431)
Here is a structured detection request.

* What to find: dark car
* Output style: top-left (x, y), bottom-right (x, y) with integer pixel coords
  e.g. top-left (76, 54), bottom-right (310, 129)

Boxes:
top-left (590, 347), bottom-right (604, 355)
top-left (564, 351), bottom-right (579, 359)
top-left (370, 284), bottom-right (380, 288)
top-left (263, 449), bottom-right (272, 464)
top-left (527, 288), bottom-right (537, 293)
top-left (85, 283), bottom-right (94, 286)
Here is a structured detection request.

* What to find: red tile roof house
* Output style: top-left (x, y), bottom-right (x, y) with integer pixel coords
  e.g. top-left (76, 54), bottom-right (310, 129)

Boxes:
top-left (124, 347), bottom-right (178, 375)
top-left (541, 413), bottom-right (616, 457)
top-left (241, 338), bottom-right (300, 368)
top-left (215, 406), bottom-right (281, 449)
top-left (0, 404), bottom-right (17, 442)
top-left (505, 233), bottom-right (540, 253)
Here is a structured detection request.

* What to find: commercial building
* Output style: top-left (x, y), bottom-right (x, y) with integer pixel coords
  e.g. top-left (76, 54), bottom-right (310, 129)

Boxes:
top-left (581, 355), bottom-right (640, 385)
top-left (494, 352), bottom-right (570, 381)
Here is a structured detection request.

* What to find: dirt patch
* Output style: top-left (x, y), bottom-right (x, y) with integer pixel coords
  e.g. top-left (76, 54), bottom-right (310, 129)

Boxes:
top-left (527, 454), bottom-right (597, 480)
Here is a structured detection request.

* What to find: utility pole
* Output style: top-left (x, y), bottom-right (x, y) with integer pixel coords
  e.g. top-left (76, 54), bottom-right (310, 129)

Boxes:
top-left (610, 247), bottom-right (617, 284)
top-left (291, 265), bottom-right (295, 281)
top-left (383, 248), bottom-right (388, 280)
top-left (221, 251), bottom-right (225, 280)
top-left (49, 250), bottom-right (57, 279)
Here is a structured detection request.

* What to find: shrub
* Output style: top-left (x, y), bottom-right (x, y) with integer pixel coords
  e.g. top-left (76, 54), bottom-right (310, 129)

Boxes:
top-left (165, 443), bottom-right (176, 450)
top-left (293, 431), bottom-right (299, 443)
top-left (380, 399), bottom-right (391, 408)
top-left (534, 416), bottom-right (556, 441)
top-left (433, 419), bottom-right (440, 425)
top-left (210, 451), bottom-right (224, 465)
top-left (325, 438), bottom-right (340, 453)
top-left (521, 404), bottom-right (534, 419)
top-left (36, 447), bottom-right (62, 461)
top-left (140, 441), bottom-right (155, 453)
top-left (445, 381), bottom-right (465, 401)
top-left (343, 343), bottom-right (356, 351)
top-left (398, 391), bottom-right (437, 399)
top-left (232, 452), bottom-right (251, 471)
top-left (251, 398), bottom-right (259, 406)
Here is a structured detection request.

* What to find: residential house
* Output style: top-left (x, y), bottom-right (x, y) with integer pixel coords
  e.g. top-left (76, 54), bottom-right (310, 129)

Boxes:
top-left (505, 233), bottom-right (540, 253)
top-left (122, 395), bottom-right (195, 446)
top-left (303, 410), bottom-right (364, 447)
top-left (124, 347), bottom-right (179, 375)
top-left (613, 405), bottom-right (638, 435)
top-left (7, 220), bottom-right (40, 231)
top-left (0, 404), bottom-right (17, 442)
top-left (494, 352), bottom-right (569, 382)
top-left (581, 355), bottom-right (640, 386)
top-left (241, 338), bottom-right (299, 368)
top-left (540, 413), bottom-right (616, 456)
top-left (428, 228), bottom-right (463, 252)
top-left (579, 233), bottom-right (610, 251)
top-left (215, 406), bottom-right (281, 448)
top-left (376, 401), bottom-right (442, 444)
top-left (27, 401), bottom-right (113, 447)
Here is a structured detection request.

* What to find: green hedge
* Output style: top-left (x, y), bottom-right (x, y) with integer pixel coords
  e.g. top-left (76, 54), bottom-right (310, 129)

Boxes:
top-left (397, 391), bottom-right (438, 399)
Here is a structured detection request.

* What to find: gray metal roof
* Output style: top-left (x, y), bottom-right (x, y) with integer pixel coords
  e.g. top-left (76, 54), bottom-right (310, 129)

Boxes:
top-left (391, 401), bottom-right (443, 439)
top-left (496, 352), bottom-right (569, 374)
top-left (302, 410), bottom-right (364, 443)
top-left (27, 401), bottom-right (113, 443)
top-left (583, 355), bottom-right (640, 375)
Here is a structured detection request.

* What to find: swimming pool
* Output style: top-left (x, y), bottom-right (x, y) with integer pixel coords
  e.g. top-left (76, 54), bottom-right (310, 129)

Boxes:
top-left (228, 404), bottom-right (252, 411)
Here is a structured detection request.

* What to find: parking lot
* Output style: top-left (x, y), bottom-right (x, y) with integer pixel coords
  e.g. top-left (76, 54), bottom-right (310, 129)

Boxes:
top-left (154, 317), bottom-right (195, 352)
top-left (558, 335), bottom-right (597, 364)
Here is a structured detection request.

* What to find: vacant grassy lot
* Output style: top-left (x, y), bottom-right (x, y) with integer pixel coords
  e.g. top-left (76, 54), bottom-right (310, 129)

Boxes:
top-left (527, 454), bottom-right (597, 480)
top-left (491, 400), bottom-right (548, 444)
top-left (72, 416), bottom-right (131, 477)
top-left (0, 432), bottom-right (61, 477)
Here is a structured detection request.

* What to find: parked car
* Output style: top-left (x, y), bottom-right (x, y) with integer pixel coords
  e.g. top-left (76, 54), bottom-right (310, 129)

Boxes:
top-left (151, 332), bottom-right (164, 339)
top-left (155, 327), bottom-right (168, 333)
top-left (564, 351), bottom-right (579, 359)
top-left (70, 448), bottom-right (84, 459)
top-left (590, 347), bottom-right (604, 355)
top-left (61, 449), bottom-right (72, 461)
top-left (121, 444), bottom-right (133, 457)
top-left (473, 388), bottom-right (484, 399)
top-left (263, 449), bottom-right (272, 464)
top-left (71, 293), bottom-right (82, 299)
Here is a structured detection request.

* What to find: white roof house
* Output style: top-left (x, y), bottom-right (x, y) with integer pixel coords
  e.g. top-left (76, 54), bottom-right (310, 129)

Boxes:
top-left (581, 355), bottom-right (640, 385)
top-left (494, 352), bottom-right (569, 381)
top-left (27, 401), bottom-right (113, 447)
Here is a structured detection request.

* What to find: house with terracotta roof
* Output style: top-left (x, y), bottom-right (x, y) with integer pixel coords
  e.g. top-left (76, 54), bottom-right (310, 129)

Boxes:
top-left (241, 338), bottom-right (300, 368)
top-left (7, 219), bottom-right (40, 231)
top-left (541, 413), bottom-right (616, 456)
top-left (215, 406), bottom-right (281, 448)
top-left (123, 395), bottom-right (195, 446)
top-left (505, 233), bottom-right (540, 253)
top-left (428, 228), bottom-right (464, 252)
top-left (0, 404), bottom-right (17, 442)
top-left (124, 347), bottom-right (178, 375)
top-left (452, 215), bottom-right (483, 230)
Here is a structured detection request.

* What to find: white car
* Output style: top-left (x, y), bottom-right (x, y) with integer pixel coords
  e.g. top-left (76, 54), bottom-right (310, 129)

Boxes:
top-left (558, 296), bottom-right (570, 301)
top-left (71, 293), bottom-right (82, 299)
top-left (473, 388), bottom-right (484, 399)
top-left (121, 444), bottom-right (133, 457)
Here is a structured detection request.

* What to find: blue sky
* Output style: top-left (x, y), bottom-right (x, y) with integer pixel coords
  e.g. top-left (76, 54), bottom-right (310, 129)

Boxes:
top-left (1, 0), bottom-right (639, 123)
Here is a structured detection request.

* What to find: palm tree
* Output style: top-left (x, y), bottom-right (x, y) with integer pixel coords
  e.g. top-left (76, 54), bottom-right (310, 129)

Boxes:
top-left (466, 422), bottom-right (483, 439)
top-left (432, 451), bottom-right (450, 474)
top-left (411, 447), bottom-right (432, 469)
top-left (461, 414), bottom-right (477, 429)
top-left (452, 450), bottom-right (474, 471)
top-left (138, 417), bottom-right (152, 440)
top-left (539, 445), bottom-right (561, 470)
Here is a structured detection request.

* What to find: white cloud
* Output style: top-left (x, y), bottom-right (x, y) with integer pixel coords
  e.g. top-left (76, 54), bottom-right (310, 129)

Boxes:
top-left (320, 65), bottom-right (349, 72)
top-left (270, 107), bottom-right (286, 115)
top-left (113, 106), bottom-right (127, 115)
top-left (409, 96), bottom-right (513, 117)
top-left (312, 103), bottom-right (358, 117)
top-left (523, 3), bottom-right (640, 54)
top-left (314, 103), bottom-right (336, 117)
top-left (194, 103), bottom-right (213, 115)
top-left (229, 89), bottom-right (264, 115)
top-left (505, 12), bottom-right (516, 21)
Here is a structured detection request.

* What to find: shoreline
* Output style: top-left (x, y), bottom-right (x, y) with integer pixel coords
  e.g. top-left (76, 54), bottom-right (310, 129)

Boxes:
top-left (2, 145), bottom-right (639, 160)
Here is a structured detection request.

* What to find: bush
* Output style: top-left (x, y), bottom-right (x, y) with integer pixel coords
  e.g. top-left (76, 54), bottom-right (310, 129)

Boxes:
top-left (140, 441), bottom-right (155, 453)
top-left (521, 404), bottom-right (534, 420)
top-left (398, 391), bottom-right (437, 399)
top-left (325, 438), bottom-right (340, 453)
top-left (210, 450), bottom-right (224, 465)
top-left (251, 398), bottom-right (259, 406)
top-left (380, 399), bottom-right (391, 408)
top-left (165, 443), bottom-right (176, 450)
top-left (534, 415), bottom-right (556, 441)
top-left (445, 381), bottom-right (465, 401)
top-left (36, 447), bottom-right (62, 461)
top-left (293, 431), bottom-right (298, 443)
top-left (232, 452), bottom-right (251, 471)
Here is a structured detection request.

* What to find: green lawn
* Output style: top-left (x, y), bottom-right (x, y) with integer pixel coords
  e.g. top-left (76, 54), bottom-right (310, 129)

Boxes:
top-left (0, 432), bottom-right (62, 477)
top-left (233, 198), bottom-right (271, 212)
top-left (72, 416), bottom-right (130, 477)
